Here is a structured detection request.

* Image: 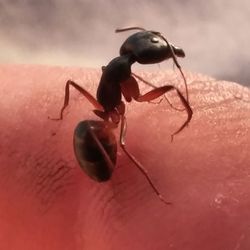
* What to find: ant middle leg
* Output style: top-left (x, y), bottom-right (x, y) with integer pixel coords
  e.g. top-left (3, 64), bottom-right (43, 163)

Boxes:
top-left (119, 115), bottom-right (171, 205)
top-left (50, 80), bottom-right (103, 120)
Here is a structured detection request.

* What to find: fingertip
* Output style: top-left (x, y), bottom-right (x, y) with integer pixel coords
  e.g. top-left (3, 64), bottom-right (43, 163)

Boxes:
top-left (1, 65), bottom-right (250, 250)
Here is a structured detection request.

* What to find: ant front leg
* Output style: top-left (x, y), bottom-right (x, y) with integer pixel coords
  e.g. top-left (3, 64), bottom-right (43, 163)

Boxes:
top-left (50, 80), bottom-right (103, 120)
top-left (132, 72), bottom-right (185, 112)
top-left (136, 85), bottom-right (193, 140)
top-left (120, 76), bottom-right (193, 140)
top-left (119, 115), bottom-right (171, 205)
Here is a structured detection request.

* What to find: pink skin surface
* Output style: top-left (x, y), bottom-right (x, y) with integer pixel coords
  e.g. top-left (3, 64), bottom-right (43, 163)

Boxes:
top-left (0, 65), bottom-right (250, 250)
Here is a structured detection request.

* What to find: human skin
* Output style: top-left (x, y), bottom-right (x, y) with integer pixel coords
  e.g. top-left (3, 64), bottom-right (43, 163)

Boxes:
top-left (0, 65), bottom-right (250, 250)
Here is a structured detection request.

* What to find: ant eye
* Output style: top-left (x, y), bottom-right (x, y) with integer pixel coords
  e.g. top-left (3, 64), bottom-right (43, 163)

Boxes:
top-left (151, 37), bottom-right (159, 43)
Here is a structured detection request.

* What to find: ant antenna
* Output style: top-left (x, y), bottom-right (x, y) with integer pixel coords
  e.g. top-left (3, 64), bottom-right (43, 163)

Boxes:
top-left (115, 27), bottom-right (146, 33)
top-left (159, 35), bottom-right (189, 104)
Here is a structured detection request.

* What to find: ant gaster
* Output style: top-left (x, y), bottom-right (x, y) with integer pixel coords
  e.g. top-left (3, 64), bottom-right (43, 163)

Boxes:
top-left (51, 27), bottom-right (193, 205)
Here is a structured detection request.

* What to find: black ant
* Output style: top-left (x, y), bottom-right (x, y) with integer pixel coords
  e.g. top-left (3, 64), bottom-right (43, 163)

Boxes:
top-left (50, 27), bottom-right (193, 205)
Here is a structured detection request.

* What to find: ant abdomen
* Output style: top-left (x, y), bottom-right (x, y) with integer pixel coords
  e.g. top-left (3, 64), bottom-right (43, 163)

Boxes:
top-left (73, 120), bottom-right (117, 182)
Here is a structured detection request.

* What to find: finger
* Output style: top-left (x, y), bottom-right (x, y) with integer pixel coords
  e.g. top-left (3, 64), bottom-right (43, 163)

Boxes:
top-left (0, 65), bottom-right (249, 250)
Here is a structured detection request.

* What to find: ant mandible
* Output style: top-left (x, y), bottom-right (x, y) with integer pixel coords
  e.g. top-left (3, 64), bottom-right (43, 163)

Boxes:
top-left (51, 27), bottom-right (193, 205)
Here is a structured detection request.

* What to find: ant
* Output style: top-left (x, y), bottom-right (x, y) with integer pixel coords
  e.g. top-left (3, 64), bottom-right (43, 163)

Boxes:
top-left (51, 27), bottom-right (193, 205)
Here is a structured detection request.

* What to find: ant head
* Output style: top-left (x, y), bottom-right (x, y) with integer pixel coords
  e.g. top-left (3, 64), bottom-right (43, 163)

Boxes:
top-left (117, 28), bottom-right (185, 64)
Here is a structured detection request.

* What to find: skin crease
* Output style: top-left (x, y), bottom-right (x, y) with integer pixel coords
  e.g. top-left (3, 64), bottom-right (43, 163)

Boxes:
top-left (0, 65), bottom-right (250, 250)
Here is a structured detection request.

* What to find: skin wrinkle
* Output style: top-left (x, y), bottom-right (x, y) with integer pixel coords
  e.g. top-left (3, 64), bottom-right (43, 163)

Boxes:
top-left (0, 65), bottom-right (249, 250)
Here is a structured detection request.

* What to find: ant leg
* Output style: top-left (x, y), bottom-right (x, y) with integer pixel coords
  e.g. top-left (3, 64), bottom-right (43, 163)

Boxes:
top-left (93, 110), bottom-right (109, 121)
top-left (132, 73), bottom-right (185, 112)
top-left (132, 73), bottom-right (156, 88)
top-left (121, 77), bottom-right (192, 139)
top-left (86, 121), bottom-right (116, 174)
top-left (119, 115), bottom-right (171, 205)
top-left (50, 80), bottom-right (103, 120)
top-left (135, 85), bottom-right (193, 141)
top-left (120, 76), bottom-right (140, 102)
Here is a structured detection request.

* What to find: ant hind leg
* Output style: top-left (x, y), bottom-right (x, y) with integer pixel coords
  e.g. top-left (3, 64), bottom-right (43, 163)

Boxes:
top-left (119, 115), bottom-right (171, 205)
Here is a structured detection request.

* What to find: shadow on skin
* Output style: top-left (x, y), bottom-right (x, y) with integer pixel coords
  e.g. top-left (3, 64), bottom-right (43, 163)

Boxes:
top-left (0, 65), bottom-right (250, 250)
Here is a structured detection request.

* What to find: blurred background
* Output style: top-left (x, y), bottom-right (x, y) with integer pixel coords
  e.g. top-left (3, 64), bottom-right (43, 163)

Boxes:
top-left (0, 0), bottom-right (249, 86)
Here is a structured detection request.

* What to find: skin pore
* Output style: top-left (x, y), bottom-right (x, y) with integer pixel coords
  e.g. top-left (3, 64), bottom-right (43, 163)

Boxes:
top-left (0, 65), bottom-right (250, 250)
